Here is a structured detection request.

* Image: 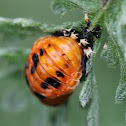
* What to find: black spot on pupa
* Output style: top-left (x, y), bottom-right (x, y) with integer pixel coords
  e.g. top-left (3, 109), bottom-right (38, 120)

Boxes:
top-left (32, 53), bottom-right (39, 68)
top-left (62, 54), bottom-right (65, 56)
top-left (56, 71), bottom-right (64, 78)
top-left (34, 92), bottom-right (45, 100)
top-left (41, 82), bottom-right (48, 89)
top-left (64, 64), bottom-right (69, 68)
top-left (25, 75), bottom-right (29, 86)
top-left (46, 77), bottom-right (61, 88)
top-left (48, 43), bottom-right (51, 47)
top-left (40, 49), bottom-right (43, 56)
top-left (31, 66), bottom-right (35, 74)
top-left (25, 61), bottom-right (29, 69)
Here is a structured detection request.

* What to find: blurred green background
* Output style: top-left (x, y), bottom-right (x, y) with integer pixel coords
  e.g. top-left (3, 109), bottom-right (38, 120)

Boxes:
top-left (0, 0), bottom-right (125, 126)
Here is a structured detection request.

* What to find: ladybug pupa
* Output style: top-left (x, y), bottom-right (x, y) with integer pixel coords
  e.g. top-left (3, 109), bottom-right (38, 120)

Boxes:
top-left (25, 14), bottom-right (101, 106)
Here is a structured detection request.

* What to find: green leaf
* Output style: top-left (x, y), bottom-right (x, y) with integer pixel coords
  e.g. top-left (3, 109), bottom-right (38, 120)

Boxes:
top-left (51, 0), bottom-right (81, 16)
top-left (101, 36), bottom-right (119, 68)
top-left (0, 17), bottom-right (43, 35)
top-left (51, 0), bottom-right (101, 16)
top-left (0, 17), bottom-right (76, 35)
top-left (115, 62), bottom-right (126, 103)
top-left (101, 0), bottom-right (126, 103)
top-left (79, 71), bottom-right (95, 107)
top-left (87, 85), bottom-right (99, 126)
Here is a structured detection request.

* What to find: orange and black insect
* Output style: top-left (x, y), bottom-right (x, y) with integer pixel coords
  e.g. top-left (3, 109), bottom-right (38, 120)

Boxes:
top-left (25, 14), bottom-right (101, 106)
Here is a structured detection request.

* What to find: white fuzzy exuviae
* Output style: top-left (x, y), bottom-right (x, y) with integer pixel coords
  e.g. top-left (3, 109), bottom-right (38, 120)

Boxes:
top-left (70, 32), bottom-right (78, 39)
top-left (83, 47), bottom-right (95, 58)
top-left (80, 39), bottom-right (89, 45)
